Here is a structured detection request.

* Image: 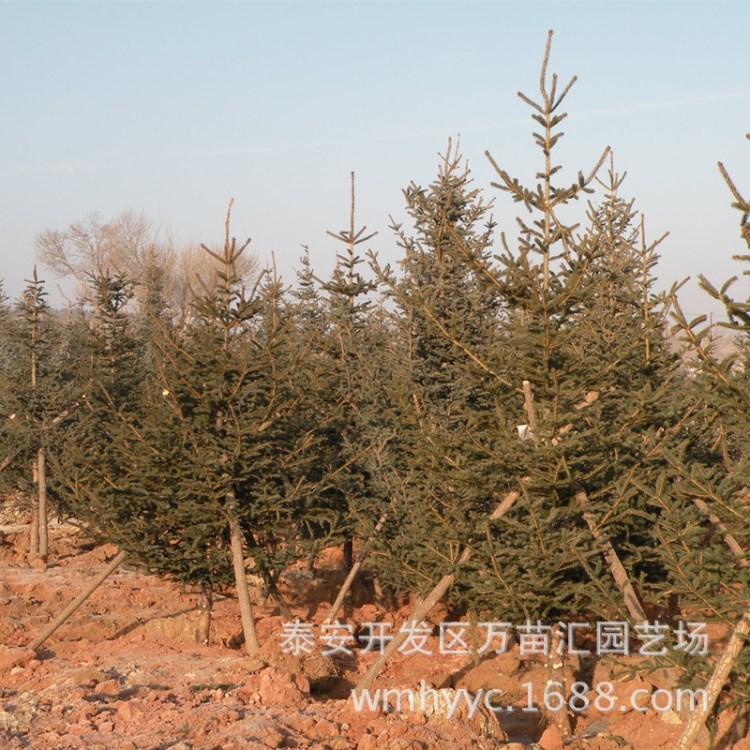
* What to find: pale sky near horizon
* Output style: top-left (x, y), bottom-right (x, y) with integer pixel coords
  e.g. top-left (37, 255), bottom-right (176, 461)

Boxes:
top-left (1, 1), bottom-right (748, 321)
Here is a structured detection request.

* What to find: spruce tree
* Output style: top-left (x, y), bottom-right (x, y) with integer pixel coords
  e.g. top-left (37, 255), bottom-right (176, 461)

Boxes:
top-left (652, 136), bottom-right (750, 732)
top-left (0, 269), bottom-right (65, 561)
top-left (365, 140), bottom-right (510, 600)
top-left (358, 36), bottom-right (697, 729)
top-left (319, 173), bottom-right (379, 572)
top-left (53, 209), bottom-right (331, 653)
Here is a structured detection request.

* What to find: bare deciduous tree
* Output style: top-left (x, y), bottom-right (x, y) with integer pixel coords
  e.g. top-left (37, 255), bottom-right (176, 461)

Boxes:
top-left (35, 210), bottom-right (259, 322)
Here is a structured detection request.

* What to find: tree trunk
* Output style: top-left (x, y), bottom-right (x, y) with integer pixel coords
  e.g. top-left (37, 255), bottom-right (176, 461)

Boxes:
top-left (29, 511), bottom-right (39, 558)
top-left (227, 496), bottom-right (261, 656)
top-left (263, 569), bottom-right (293, 620)
top-left (194, 586), bottom-right (213, 645)
top-left (545, 626), bottom-right (573, 739)
top-left (342, 537), bottom-right (354, 572)
top-left (37, 448), bottom-right (48, 562)
top-left (29, 551), bottom-right (126, 651)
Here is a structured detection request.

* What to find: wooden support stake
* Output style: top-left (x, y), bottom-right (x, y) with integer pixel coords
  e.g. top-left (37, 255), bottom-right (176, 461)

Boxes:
top-left (576, 489), bottom-right (647, 623)
top-left (324, 513), bottom-right (388, 626)
top-left (673, 610), bottom-right (750, 750)
top-left (356, 492), bottom-right (519, 692)
top-left (672, 497), bottom-right (750, 750)
top-left (29, 551), bottom-right (126, 651)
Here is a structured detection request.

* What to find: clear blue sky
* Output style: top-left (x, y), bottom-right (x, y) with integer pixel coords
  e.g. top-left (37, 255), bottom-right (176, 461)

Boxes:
top-left (1, 1), bottom-right (748, 319)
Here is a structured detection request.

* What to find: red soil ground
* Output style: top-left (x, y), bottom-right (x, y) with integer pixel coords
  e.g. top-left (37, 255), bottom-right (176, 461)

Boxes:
top-left (0, 516), bottom-right (747, 750)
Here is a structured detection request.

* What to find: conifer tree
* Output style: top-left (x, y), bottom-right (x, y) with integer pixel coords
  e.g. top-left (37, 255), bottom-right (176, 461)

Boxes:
top-left (358, 36), bottom-right (696, 729)
top-left (366, 140), bottom-right (509, 598)
top-left (319, 173), bottom-right (380, 572)
top-left (0, 269), bottom-right (64, 561)
top-left (655, 137), bottom-right (750, 740)
top-left (53, 207), bottom-right (330, 653)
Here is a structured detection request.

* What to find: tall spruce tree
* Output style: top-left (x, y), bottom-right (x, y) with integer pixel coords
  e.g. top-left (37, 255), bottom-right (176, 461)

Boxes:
top-left (358, 35), bottom-right (699, 731)
top-left (319, 173), bottom-right (381, 572)
top-left (365, 140), bottom-right (510, 600)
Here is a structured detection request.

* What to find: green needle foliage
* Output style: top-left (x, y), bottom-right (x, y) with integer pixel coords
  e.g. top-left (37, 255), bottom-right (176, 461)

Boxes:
top-left (366, 139), bottom-right (510, 598)
top-left (319, 173), bottom-right (382, 570)
top-left (0, 269), bottom-right (69, 557)
top-left (53, 212), bottom-right (329, 611)
top-left (651, 135), bottom-right (750, 708)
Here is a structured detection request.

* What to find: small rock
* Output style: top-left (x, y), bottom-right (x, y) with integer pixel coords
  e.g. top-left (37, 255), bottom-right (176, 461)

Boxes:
top-left (98, 721), bottom-right (114, 734)
top-left (356, 735), bottom-right (377, 750)
top-left (116, 702), bottom-right (133, 722)
top-left (118, 743), bottom-right (137, 750)
top-left (242, 656), bottom-right (267, 673)
top-left (538, 724), bottom-right (564, 750)
top-left (96, 678), bottom-right (121, 696)
top-left (258, 668), bottom-right (307, 707)
top-left (387, 741), bottom-right (423, 750)
top-left (261, 727), bottom-right (284, 748)
top-left (70, 669), bottom-right (108, 688)
top-left (660, 708), bottom-right (683, 726)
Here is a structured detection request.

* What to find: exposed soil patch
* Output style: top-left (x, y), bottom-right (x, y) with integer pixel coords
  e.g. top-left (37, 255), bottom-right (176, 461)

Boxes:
top-left (0, 519), bottom-right (747, 750)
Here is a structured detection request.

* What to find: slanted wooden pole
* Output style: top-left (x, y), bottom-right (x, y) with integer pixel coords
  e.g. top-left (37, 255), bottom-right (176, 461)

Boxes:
top-left (576, 489), bottom-right (647, 623)
top-left (673, 497), bottom-right (750, 750)
top-left (324, 513), bottom-right (388, 626)
top-left (356, 492), bottom-right (519, 692)
top-left (673, 610), bottom-right (750, 750)
top-left (29, 551), bottom-right (126, 651)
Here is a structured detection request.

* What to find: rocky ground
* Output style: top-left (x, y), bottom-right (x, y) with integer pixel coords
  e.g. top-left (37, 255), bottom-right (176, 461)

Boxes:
top-left (0, 509), bottom-right (748, 750)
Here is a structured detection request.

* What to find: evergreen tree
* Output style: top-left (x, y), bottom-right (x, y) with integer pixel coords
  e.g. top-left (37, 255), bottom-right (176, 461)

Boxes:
top-left (53, 209), bottom-right (331, 653)
top-left (651, 137), bottom-right (750, 720)
top-left (366, 141), bottom-right (511, 600)
top-left (319, 173), bottom-right (381, 572)
top-left (0, 269), bottom-right (65, 560)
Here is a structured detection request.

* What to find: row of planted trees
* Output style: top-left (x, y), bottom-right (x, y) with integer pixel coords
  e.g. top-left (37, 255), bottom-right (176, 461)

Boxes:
top-left (1, 33), bottom-right (748, 746)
